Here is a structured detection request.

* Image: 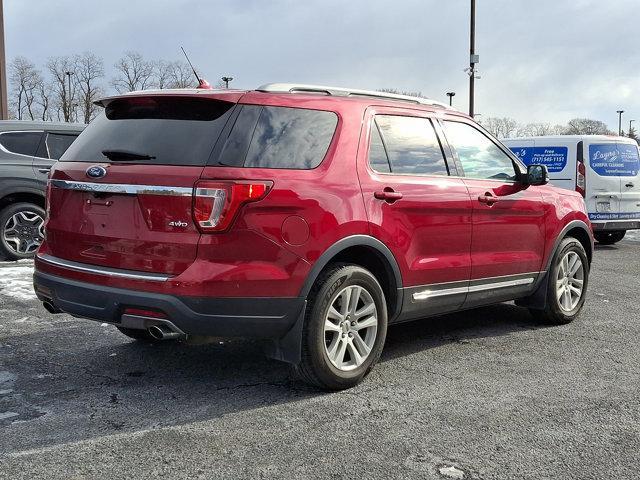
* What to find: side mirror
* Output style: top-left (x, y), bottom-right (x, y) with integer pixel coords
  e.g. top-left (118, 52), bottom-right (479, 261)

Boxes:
top-left (525, 164), bottom-right (549, 186)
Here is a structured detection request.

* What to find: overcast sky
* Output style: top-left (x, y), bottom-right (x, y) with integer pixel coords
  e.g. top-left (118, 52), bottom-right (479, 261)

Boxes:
top-left (6, 0), bottom-right (640, 129)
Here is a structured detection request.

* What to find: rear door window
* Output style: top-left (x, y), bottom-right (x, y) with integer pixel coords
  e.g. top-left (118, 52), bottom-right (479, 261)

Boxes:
top-left (371, 115), bottom-right (449, 176)
top-left (0, 131), bottom-right (43, 157)
top-left (61, 97), bottom-right (235, 165)
top-left (45, 133), bottom-right (79, 160)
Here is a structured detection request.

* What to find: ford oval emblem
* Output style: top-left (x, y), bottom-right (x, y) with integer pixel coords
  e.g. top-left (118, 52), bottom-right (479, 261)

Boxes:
top-left (86, 166), bottom-right (107, 179)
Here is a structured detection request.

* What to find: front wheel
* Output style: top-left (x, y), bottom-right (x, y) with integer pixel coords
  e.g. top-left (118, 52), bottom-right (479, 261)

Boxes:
top-left (530, 237), bottom-right (589, 325)
top-left (295, 264), bottom-right (388, 390)
top-left (594, 230), bottom-right (625, 245)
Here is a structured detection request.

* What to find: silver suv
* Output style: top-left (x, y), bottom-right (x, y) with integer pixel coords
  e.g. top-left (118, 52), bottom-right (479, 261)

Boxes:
top-left (0, 121), bottom-right (84, 260)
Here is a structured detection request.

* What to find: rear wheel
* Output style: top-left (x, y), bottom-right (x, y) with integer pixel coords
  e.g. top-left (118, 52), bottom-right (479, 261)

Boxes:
top-left (594, 230), bottom-right (625, 245)
top-left (530, 237), bottom-right (589, 325)
top-left (295, 264), bottom-right (388, 390)
top-left (0, 203), bottom-right (45, 260)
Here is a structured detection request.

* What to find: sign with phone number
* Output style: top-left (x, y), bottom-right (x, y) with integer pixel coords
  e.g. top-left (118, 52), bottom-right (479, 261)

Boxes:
top-left (508, 146), bottom-right (568, 173)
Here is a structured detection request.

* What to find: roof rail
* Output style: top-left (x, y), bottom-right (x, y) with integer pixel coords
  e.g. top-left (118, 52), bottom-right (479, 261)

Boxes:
top-left (256, 83), bottom-right (451, 109)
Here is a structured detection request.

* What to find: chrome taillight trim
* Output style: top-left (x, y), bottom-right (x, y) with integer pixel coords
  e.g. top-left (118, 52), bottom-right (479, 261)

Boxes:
top-left (49, 179), bottom-right (193, 197)
top-left (37, 254), bottom-right (172, 282)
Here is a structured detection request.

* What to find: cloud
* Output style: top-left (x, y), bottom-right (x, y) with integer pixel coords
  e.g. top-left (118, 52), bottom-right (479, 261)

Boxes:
top-left (5, 0), bottom-right (639, 129)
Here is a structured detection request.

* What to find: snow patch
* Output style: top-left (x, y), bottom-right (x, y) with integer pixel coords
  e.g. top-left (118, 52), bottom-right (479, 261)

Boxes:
top-left (439, 466), bottom-right (465, 479)
top-left (0, 266), bottom-right (36, 301)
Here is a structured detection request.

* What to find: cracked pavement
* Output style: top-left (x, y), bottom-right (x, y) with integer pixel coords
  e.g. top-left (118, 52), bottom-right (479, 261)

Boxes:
top-left (0, 237), bottom-right (639, 479)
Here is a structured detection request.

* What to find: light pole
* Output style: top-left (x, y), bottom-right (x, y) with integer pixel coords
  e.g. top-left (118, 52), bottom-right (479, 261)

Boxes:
top-left (617, 110), bottom-right (624, 136)
top-left (221, 76), bottom-right (233, 89)
top-left (0, 0), bottom-right (8, 119)
top-left (65, 71), bottom-right (74, 122)
top-left (446, 92), bottom-right (455, 106)
top-left (629, 119), bottom-right (635, 136)
top-left (468, 0), bottom-right (477, 117)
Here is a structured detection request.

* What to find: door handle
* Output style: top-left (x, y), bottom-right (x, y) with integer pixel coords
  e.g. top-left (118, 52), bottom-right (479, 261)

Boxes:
top-left (38, 168), bottom-right (51, 174)
top-left (478, 193), bottom-right (498, 206)
top-left (625, 182), bottom-right (634, 188)
top-left (374, 189), bottom-right (403, 203)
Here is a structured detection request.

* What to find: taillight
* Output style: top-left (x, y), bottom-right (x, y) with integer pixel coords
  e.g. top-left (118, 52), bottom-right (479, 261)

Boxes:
top-left (193, 180), bottom-right (272, 232)
top-left (576, 161), bottom-right (586, 197)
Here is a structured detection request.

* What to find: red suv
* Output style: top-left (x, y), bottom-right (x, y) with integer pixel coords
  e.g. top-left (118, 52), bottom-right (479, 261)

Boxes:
top-left (34, 84), bottom-right (593, 390)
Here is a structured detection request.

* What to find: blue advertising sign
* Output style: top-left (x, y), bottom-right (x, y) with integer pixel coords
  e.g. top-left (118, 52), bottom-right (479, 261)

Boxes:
top-left (589, 143), bottom-right (640, 177)
top-left (509, 146), bottom-right (568, 173)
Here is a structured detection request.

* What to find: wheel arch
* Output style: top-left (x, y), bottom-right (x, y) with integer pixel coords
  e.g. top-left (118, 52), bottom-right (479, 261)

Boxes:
top-left (299, 235), bottom-right (404, 321)
top-left (0, 190), bottom-right (46, 211)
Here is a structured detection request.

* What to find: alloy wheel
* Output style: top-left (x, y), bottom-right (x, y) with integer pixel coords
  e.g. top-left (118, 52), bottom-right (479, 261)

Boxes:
top-left (555, 251), bottom-right (584, 312)
top-left (323, 285), bottom-right (378, 371)
top-left (3, 210), bottom-right (45, 256)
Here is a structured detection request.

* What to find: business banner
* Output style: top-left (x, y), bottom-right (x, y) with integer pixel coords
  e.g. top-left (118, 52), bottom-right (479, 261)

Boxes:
top-left (589, 143), bottom-right (640, 177)
top-left (509, 146), bottom-right (568, 173)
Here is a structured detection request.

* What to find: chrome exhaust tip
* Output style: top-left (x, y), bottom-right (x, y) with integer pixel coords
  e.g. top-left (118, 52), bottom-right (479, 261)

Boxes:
top-left (148, 324), bottom-right (182, 340)
top-left (43, 300), bottom-right (62, 314)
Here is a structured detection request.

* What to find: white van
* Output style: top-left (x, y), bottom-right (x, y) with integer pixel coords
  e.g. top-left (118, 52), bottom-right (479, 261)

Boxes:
top-left (503, 135), bottom-right (640, 245)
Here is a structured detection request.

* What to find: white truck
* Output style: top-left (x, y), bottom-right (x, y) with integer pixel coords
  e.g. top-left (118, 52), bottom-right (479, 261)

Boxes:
top-left (503, 135), bottom-right (640, 245)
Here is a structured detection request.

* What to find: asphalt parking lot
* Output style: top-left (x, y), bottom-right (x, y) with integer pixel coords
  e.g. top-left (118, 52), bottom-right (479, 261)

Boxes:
top-left (0, 233), bottom-right (639, 480)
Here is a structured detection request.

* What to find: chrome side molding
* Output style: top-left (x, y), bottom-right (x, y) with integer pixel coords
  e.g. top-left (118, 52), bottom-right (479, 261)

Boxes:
top-left (412, 273), bottom-right (538, 302)
top-left (49, 179), bottom-right (193, 197)
top-left (37, 254), bottom-right (172, 282)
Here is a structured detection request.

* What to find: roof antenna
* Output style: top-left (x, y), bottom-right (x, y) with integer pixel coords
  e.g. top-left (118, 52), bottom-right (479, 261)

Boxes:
top-left (181, 46), bottom-right (211, 89)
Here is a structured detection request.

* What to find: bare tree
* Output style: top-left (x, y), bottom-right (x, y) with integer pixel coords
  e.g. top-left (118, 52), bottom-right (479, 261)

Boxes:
top-left (47, 56), bottom-right (77, 122)
top-left (9, 56), bottom-right (42, 120)
top-left (378, 88), bottom-right (425, 98)
top-left (154, 60), bottom-right (197, 89)
top-left (112, 51), bottom-right (154, 93)
top-left (34, 78), bottom-right (53, 121)
top-left (483, 117), bottom-right (519, 139)
top-left (75, 52), bottom-right (104, 123)
top-left (168, 61), bottom-right (197, 88)
top-left (565, 118), bottom-right (611, 135)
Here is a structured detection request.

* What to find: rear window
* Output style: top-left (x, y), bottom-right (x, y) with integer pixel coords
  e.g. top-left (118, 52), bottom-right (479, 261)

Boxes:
top-left (214, 105), bottom-right (338, 169)
top-left (589, 143), bottom-right (640, 177)
top-left (61, 97), bottom-right (234, 166)
top-left (0, 131), bottom-right (42, 157)
top-left (46, 133), bottom-right (79, 160)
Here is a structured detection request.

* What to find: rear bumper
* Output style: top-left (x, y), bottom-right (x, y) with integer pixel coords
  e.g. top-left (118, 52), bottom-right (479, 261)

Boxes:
top-left (591, 221), bottom-right (640, 231)
top-left (34, 270), bottom-right (305, 339)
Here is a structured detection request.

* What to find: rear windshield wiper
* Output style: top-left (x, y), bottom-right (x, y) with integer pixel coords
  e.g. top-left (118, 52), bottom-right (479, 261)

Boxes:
top-left (101, 149), bottom-right (156, 161)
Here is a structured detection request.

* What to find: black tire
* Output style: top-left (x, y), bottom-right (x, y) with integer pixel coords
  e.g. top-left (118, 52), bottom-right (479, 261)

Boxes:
top-left (530, 237), bottom-right (589, 325)
top-left (594, 230), bottom-right (625, 245)
top-left (295, 264), bottom-right (388, 391)
top-left (116, 326), bottom-right (162, 342)
top-left (0, 202), bottom-right (46, 261)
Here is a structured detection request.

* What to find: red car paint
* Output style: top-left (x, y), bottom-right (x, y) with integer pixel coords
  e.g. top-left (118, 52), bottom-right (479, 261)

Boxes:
top-left (34, 87), bottom-right (593, 348)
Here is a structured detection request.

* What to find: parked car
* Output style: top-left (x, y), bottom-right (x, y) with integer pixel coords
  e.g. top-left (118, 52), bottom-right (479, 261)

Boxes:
top-left (33, 84), bottom-right (593, 390)
top-left (503, 135), bottom-right (640, 245)
top-left (0, 120), bottom-right (85, 260)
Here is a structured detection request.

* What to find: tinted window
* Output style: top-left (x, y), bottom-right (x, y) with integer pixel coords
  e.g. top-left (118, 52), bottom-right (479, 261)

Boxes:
top-left (61, 97), bottom-right (234, 166)
top-left (368, 122), bottom-right (391, 173)
top-left (374, 115), bottom-right (448, 175)
top-left (216, 105), bottom-right (262, 167)
top-left (244, 106), bottom-right (337, 169)
top-left (443, 121), bottom-right (516, 181)
top-left (46, 133), bottom-right (78, 160)
top-left (0, 131), bottom-right (42, 156)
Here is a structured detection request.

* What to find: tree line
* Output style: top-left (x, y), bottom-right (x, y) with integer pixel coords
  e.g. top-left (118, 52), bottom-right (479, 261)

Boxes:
top-left (380, 88), bottom-right (636, 141)
top-left (8, 51), bottom-right (207, 124)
